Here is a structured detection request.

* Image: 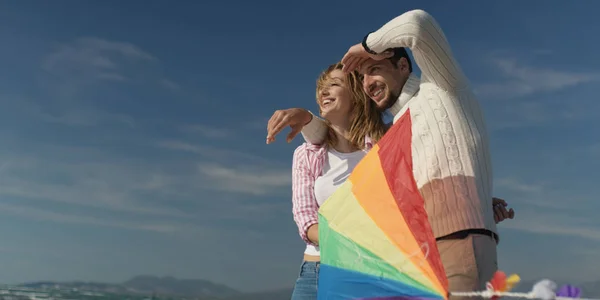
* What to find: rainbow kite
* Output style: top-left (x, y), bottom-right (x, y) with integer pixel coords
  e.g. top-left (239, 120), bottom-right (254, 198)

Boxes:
top-left (317, 109), bottom-right (449, 300)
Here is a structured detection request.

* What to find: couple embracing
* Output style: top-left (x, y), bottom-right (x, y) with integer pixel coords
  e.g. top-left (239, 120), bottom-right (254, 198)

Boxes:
top-left (265, 9), bottom-right (515, 300)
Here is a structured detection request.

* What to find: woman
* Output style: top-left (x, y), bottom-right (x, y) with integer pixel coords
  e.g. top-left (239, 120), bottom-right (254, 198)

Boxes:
top-left (290, 62), bottom-right (386, 300)
top-left (289, 63), bottom-right (513, 299)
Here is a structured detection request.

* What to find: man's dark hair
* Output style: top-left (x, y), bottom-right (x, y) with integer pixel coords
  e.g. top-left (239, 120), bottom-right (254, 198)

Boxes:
top-left (388, 47), bottom-right (413, 73)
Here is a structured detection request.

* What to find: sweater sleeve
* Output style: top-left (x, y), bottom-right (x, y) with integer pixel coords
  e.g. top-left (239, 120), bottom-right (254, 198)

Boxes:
top-left (364, 9), bottom-right (468, 91)
top-left (291, 144), bottom-right (319, 245)
top-left (300, 111), bottom-right (328, 145)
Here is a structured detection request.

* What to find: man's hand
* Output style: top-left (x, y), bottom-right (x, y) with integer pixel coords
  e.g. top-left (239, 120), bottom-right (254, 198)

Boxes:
top-left (493, 197), bottom-right (515, 224)
top-left (341, 43), bottom-right (393, 73)
top-left (266, 108), bottom-right (313, 144)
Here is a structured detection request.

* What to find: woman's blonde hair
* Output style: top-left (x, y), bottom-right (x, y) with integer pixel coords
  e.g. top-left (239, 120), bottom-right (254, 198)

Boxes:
top-left (315, 62), bottom-right (386, 150)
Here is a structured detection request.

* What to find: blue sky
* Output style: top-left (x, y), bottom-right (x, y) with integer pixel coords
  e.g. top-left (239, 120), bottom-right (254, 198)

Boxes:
top-left (0, 0), bottom-right (599, 293)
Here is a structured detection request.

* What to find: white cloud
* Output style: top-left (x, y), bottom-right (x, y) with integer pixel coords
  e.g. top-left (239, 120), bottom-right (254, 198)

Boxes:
top-left (531, 49), bottom-right (554, 55)
top-left (43, 37), bottom-right (155, 83)
top-left (502, 211), bottom-right (600, 242)
top-left (0, 156), bottom-right (188, 217)
top-left (0, 154), bottom-right (193, 233)
top-left (245, 117), bottom-right (270, 131)
top-left (487, 101), bottom-right (552, 130)
top-left (181, 124), bottom-right (233, 139)
top-left (0, 135), bottom-right (291, 233)
top-left (197, 163), bottom-right (291, 196)
top-left (156, 140), bottom-right (272, 163)
top-left (496, 177), bottom-right (544, 194)
top-left (494, 176), bottom-right (600, 242)
top-left (0, 96), bottom-right (136, 128)
top-left (156, 140), bottom-right (291, 195)
top-left (587, 143), bottom-right (600, 157)
top-left (0, 202), bottom-right (180, 233)
top-left (475, 57), bottom-right (600, 99)
top-left (41, 107), bottom-right (136, 127)
top-left (3, 37), bottom-right (184, 131)
top-left (159, 79), bottom-right (181, 91)
top-left (494, 175), bottom-right (590, 210)
top-left (8, 37), bottom-right (165, 128)
top-left (476, 55), bottom-right (600, 130)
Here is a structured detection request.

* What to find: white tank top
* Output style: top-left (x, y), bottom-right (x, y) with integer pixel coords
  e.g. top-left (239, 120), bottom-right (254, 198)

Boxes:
top-left (304, 147), bottom-right (367, 256)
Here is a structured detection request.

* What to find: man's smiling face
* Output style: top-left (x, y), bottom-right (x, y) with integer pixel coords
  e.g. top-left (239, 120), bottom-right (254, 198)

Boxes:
top-left (359, 57), bottom-right (410, 111)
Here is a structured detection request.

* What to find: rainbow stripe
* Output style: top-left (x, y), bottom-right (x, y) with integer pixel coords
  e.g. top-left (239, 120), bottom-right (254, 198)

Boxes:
top-left (317, 110), bottom-right (449, 300)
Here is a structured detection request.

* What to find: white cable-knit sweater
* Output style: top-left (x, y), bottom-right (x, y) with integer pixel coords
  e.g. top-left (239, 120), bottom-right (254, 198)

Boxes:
top-left (301, 9), bottom-right (497, 239)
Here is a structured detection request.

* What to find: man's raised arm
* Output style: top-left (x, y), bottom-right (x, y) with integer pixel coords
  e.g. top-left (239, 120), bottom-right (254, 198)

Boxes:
top-left (363, 9), bottom-right (468, 91)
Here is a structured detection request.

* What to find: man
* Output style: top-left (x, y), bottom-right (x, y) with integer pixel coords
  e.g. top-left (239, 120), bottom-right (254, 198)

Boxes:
top-left (267, 9), bottom-right (514, 296)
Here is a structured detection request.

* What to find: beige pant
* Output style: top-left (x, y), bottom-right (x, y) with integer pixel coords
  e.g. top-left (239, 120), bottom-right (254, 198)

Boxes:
top-left (437, 234), bottom-right (498, 300)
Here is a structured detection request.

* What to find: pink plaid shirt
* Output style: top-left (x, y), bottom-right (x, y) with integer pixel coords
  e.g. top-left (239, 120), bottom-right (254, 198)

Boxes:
top-left (291, 137), bottom-right (373, 246)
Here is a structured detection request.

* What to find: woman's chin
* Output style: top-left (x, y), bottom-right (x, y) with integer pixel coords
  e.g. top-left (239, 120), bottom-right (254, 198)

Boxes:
top-left (323, 111), bottom-right (347, 125)
top-left (322, 110), bottom-right (336, 119)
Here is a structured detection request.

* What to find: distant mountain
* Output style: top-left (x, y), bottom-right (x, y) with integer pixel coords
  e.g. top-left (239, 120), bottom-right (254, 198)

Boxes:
top-left (20, 281), bottom-right (129, 294)
top-left (20, 276), bottom-right (599, 300)
top-left (20, 275), bottom-right (240, 299)
top-left (123, 275), bottom-right (239, 298)
top-left (222, 288), bottom-right (293, 300)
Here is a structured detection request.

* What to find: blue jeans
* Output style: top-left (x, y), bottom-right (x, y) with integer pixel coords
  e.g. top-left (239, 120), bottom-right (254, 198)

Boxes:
top-left (290, 261), bottom-right (319, 300)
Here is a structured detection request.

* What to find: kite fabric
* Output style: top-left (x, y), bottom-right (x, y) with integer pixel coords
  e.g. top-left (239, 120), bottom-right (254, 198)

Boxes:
top-left (317, 109), bottom-right (449, 300)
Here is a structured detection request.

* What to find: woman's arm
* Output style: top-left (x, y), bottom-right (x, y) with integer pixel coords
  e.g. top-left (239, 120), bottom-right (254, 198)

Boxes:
top-left (300, 111), bottom-right (328, 145)
top-left (306, 224), bottom-right (319, 245)
top-left (291, 145), bottom-right (320, 245)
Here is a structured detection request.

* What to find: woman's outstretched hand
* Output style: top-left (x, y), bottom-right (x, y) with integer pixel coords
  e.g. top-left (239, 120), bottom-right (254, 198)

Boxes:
top-left (266, 108), bottom-right (312, 144)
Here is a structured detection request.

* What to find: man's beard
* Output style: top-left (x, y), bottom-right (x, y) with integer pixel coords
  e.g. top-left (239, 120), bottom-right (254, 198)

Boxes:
top-left (376, 90), bottom-right (400, 112)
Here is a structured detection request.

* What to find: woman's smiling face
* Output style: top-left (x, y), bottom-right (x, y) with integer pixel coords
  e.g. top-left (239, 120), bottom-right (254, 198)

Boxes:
top-left (317, 69), bottom-right (354, 122)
